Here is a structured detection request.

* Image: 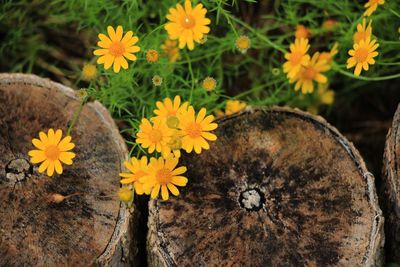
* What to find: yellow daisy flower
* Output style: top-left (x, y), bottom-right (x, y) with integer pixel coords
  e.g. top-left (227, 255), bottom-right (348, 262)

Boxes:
top-left (161, 39), bottom-right (181, 62)
top-left (347, 37), bottom-right (379, 76)
top-left (165, 0), bottom-right (211, 50)
top-left (76, 88), bottom-right (88, 100)
top-left (225, 100), bottom-right (247, 115)
top-left (146, 49), bottom-right (159, 63)
top-left (295, 25), bottom-right (310, 39)
top-left (140, 157), bottom-right (188, 201)
top-left (28, 129), bottom-right (75, 177)
top-left (118, 187), bottom-right (133, 204)
top-left (119, 156), bottom-right (149, 195)
top-left (152, 95), bottom-right (189, 126)
top-left (319, 43), bottom-right (339, 63)
top-left (353, 19), bottom-right (372, 44)
top-left (235, 35), bottom-right (251, 54)
top-left (283, 38), bottom-right (311, 79)
top-left (202, 76), bottom-right (217, 91)
top-left (290, 52), bottom-right (331, 94)
top-left (364, 0), bottom-right (384, 17)
top-left (81, 64), bottom-right (97, 81)
top-left (152, 75), bottom-right (163, 87)
top-left (93, 25), bottom-right (140, 73)
top-left (136, 118), bottom-right (173, 156)
top-left (322, 19), bottom-right (338, 31)
top-left (318, 83), bottom-right (335, 105)
top-left (179, 106), bottom-right (218, 154)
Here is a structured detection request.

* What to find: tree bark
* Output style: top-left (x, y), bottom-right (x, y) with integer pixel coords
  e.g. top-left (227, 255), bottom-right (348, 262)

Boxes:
top-left (0, 73), bottom-right (137, 266)
top-left (382, 103), bottom-right (400, 263)
top-left (147, 107), bottom-right (384, 267)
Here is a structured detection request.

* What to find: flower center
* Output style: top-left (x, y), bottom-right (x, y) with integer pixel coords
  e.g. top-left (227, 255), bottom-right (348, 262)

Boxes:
top-left (302, 67), bottom-right (317, 80)
top-left (156, 168), bottom-right (172, 184)
top-left (290, 51), bottom-right (303, 65)
top-left (109, 42), bottom-right (125, 57)
top-left (149, 129), bottom-right (162, 143)
top-left (355, 47), bottom-right (369, 63)
top-left (168, 136), bottom-right (182, 150)
top-left (166, 116), bottom-right (179, 129)
top-left (45, 145), bottom-right (60, 161)
top-left (186, 122), bottom-right (202, 138)
top-left (181, 15), bottom-right (196, 29)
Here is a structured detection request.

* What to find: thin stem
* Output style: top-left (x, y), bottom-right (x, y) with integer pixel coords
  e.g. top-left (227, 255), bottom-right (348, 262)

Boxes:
top-left (333, 64), bottom-right (400, 81)
top-left (67, 99), bottom-right (85, 136)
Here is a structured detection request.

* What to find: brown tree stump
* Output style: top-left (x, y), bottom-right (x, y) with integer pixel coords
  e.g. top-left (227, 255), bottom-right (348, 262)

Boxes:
top-left (0, 74), bottom-right (136, 266)
top-left (147, 108), bottom-right (384, 267)
top-left (382, 103), bottom-right (400, 263)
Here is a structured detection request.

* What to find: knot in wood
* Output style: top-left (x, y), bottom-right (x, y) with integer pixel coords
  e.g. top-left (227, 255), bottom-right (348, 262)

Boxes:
top-left (4, 158), bottom-right (32, 184)
top-left (239, 188), bottom-right (265, 211)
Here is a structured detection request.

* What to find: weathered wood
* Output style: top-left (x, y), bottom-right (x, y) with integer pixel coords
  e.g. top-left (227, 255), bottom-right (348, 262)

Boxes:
top-left (382, 103), bottom-right (400, 263)
top-left (0, 74), bottom-right (136, 266)
top-left (147, 107), bottom-right (384, 267)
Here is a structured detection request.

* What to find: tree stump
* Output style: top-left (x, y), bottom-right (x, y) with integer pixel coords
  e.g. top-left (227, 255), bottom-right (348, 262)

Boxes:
top-left (0, 74), bottom-right (136, 266)
top-left (147, 108), bottom-right (384, 267)
top-left (382, 103), bottom-right (400, 263)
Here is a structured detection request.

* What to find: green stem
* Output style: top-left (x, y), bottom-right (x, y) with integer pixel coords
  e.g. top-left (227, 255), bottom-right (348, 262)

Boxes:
top-left (67, 99), bottom-right (85, 136)
top-left (333, 65), bottom-right (400, 81)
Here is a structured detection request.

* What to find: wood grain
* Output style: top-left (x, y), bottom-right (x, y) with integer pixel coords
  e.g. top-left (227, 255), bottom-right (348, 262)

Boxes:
top-left (147, 107), bottom-right (384, 267)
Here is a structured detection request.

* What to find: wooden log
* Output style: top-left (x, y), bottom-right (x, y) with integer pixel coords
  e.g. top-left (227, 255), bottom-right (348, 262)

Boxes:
top-left (0, 74), bottom-right (137, 266)
top-left (382, 103), bottom-right (400, 263)
top-left (147, 107), bottom-right (384, 267)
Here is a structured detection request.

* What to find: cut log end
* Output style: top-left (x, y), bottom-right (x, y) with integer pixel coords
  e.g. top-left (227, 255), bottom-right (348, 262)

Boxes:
top-left (382, 103), bottom-right (400, 263)
top-left (0, 74), bottom-right (135, 266)
top-left (147, 108), bottom-right (384, 267)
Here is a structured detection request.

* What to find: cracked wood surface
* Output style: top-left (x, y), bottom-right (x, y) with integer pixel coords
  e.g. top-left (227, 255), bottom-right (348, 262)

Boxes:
top-left (147, 108), bottom-right (384, 267)
top-left (0, 74), bottom-right (135, 266)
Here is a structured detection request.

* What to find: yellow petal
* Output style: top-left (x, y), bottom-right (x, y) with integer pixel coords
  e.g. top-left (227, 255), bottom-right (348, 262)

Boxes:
top-left (38, 160), bottom-right (50, 173)
top-left (32, 138), bottom-right (45, 150)
top-left (47, 161), bottom-right (55, 176)
top-left (54, 160), bottom-right (63, 174)
top-left (172, 176), bottom-right (188, 186)
top-left (167, 183), bottom-right (180, 196)
top-left (161, 185), bottom-right (169, 200)
top-left (151, 184), bottom-right (161, 199)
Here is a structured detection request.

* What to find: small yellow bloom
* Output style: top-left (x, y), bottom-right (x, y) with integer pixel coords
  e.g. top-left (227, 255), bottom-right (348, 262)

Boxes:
top-left (82, 64), bottom-right (97, 81)
top-left (272, 68), bottom-right (281, 76)
top-left (290, 52), bottom-right (331, 94)
top-left (93, 25), bottom-right (140, 73)
top-left (161, 39), bottom-right (181, 62)
top-left (140, 157), bottom-right (188, 201)
top-left (347, 37), bottom-right (379, 76)
top-left (165, 0), bottom-right (211, 50)
top-left (146, 49), bottom-right (159, 63)
top-left (295, 25), bottom-right (310, 39)
top-left (152, 75), bottom-right (163, 86)
top-left (225, 100), bottom-right (246, 115)
top-left (152, 96), bottom-right (189, 126)
top-left (319, 43), bottom-right (339, 63)
top-left (235, 35), bottom-right (251, 53)
top-left (353, 19), bottom-right (372, 44)
top-left (28, 129), bottom-right (76, 177)
top-left (322, 19), bottom-right (338, 30)
top-left (202, 76), bottom-right (217, 91)
top-left (317, 83), bottom-right (335, 105)
top-left (136, 118), bottom-right (173, 156)
top-left (179, 106), bottom-right (218, 154)
top-left (364, 0), bottom-right (384, 17)
top-left (283, 38), bottom-right (311, 79)
top-left (167, 133), bottom-right (183, 158)
top-left (118, 187), bottom-right (133, 204)
top-left (199, 35), bottom-right (208, 44)
top-left (119, 156), bottom-right (149, 195)
top-left (76, 88), bottom-right (88, 100)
